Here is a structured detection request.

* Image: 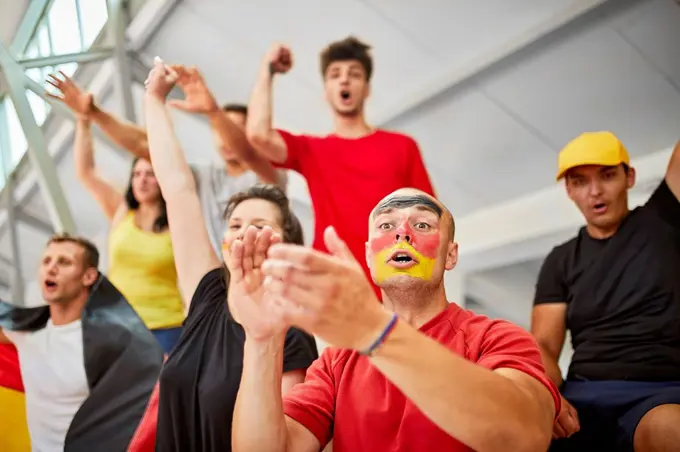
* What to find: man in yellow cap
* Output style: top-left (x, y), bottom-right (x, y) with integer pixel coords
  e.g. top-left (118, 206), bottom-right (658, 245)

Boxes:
top-left (531, 131), bottom-right (680, 451)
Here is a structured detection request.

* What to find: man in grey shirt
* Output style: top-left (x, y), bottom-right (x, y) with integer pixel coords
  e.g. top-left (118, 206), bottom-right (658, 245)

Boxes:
top-left (47, 69), bottom-right (285, 255)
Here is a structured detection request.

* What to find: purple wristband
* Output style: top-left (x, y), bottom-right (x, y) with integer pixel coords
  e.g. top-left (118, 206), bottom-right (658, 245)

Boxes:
top-left (360, 313), bottom-right (399, 356)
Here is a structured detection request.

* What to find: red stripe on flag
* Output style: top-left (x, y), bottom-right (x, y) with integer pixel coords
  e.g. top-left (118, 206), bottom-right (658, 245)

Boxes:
top-left (0, 343), bottom-right (24, 393)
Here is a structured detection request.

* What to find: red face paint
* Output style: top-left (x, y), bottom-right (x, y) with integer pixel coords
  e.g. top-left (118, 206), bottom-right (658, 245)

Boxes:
top-left (369, 216), bottom-right (440, 259)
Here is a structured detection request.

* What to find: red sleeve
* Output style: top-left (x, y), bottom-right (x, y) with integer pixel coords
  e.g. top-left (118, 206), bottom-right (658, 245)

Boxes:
top-left (126, 380), bottom-right (160, 452)
top-left (476, 321), bottom-right (561, 418)
top-left (282, 349), bottom-right (337, 446)
top-left (405, 138), bottom-right (435, 197)
top-left (275, 129), bottom-right (310, 174)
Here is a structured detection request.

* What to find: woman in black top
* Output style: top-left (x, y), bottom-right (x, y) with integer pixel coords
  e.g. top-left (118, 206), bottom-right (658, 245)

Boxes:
top-left (142, 61), bottom-right (318, 451)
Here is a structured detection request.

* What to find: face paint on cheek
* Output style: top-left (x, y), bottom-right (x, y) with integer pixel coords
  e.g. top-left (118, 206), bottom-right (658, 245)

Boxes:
top-left (411, 232), bottom-right (440, 260)
top-left (370, 238), bottom-right (439, 285)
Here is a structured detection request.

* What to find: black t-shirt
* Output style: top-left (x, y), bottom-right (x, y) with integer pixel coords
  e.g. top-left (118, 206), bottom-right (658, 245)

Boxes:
top-left (155, 268), bottom-right (318, 451)
top-left (534, 181), bottom-right (680, 381)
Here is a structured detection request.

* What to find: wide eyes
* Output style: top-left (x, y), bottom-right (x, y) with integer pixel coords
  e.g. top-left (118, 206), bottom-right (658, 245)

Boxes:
top-left (377, 222), bottom-right (432, 231)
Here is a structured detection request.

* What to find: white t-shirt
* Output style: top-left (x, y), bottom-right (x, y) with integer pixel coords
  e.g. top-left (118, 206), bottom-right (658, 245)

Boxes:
top-left (5, 320), bottom-right (90, 452)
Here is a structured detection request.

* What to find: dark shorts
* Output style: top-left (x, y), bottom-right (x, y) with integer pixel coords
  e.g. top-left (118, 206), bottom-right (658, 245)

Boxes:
top-left (151, 327), bottom-right (183, 354)
top-left (550, 380), bottom-right (680, 452)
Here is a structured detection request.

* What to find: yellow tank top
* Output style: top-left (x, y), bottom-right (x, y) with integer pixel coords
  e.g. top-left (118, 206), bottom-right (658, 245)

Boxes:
top-left (108, 212), bottom-right (185, 330)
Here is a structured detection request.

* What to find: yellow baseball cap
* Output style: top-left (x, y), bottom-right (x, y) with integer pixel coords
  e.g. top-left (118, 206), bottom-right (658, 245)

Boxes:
top-left (556, 131), bottom-right (630, 180)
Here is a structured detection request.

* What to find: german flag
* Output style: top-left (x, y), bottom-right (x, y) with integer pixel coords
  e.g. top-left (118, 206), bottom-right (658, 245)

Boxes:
top-left (0, 343), bottom-right (30, 451)
top-left (0, 274), bottom-right (163, 452)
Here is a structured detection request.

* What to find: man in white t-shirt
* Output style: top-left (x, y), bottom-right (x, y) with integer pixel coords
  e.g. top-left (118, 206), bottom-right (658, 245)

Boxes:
top-left (46, 70), bottom-right (286, 255)
top-left (0, 234), bottom-right (163, 452)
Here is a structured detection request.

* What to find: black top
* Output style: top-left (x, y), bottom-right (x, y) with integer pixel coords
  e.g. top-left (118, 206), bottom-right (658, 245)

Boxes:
top-left (156, 268), bottom-right (318, 451)
top-left (534, 181), bottom-right (680, 381)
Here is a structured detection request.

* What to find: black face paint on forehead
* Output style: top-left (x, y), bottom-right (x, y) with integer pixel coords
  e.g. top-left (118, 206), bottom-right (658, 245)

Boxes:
top-left (373, 195), bottom-right (442, 218)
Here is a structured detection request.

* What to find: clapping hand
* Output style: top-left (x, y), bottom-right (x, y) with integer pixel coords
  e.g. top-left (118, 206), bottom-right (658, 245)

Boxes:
top-left (227, 225), bottom-right (288, 340)
top-left (262, 226), bottom-right (392, 351)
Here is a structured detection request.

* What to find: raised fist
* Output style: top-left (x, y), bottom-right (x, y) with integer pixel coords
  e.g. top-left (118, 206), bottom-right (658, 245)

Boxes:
top-left (144, 57), bottom-right (178, 101)
top-left (266, 44), bottom-right (293, 75)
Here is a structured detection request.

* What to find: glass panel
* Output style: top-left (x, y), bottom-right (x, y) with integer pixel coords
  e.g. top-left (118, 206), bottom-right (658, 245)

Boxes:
top-left (48, 0), bottom-right (82, 54)
top-left (26, 68), bottom-right (43, 84)
top-left (54, 62), bottom-right (77, 78)
top-left (79, 0), bottom-right (109, 48)
top-left (37, 22), bottom-right (52, 56)
top-left (25, 42), bottom-right (39, 59)
top-left (27, 91), bottom-right (48, 126)
top-left (4, 99), bottom-right (28, 168)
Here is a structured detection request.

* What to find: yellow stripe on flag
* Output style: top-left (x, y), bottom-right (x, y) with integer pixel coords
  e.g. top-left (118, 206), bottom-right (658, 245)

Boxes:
top-left (0, 386), bottom-right (31, 452)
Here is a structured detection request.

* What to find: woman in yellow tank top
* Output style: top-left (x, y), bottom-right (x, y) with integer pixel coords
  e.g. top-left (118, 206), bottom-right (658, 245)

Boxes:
top-left (72, 114), bottom-right (184, 353)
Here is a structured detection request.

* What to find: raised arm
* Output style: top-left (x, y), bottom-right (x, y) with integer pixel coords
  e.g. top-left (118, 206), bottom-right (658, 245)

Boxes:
top-left (166, 66), bottom-right (280, 184)
top-left (230, 229), bottom-right (322, 452)
top-left (143, 60), bottom-right (220, 304)
top-left (246, 45), bottom-right (293, 164)
top-left (235, 335), bottom-right (320, 452)
top-left (73, 119), bottom-right (125, 222)
top-left (46, 72), bottom-right (150, 160)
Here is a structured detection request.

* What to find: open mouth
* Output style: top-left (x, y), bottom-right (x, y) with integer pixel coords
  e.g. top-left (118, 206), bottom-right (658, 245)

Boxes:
top-left (593, 202), bottom-right (607, 214)
top-left (386, 250), bottom-right (418, 266)
top-left (340, 90), bottom-right (351, 100)
top-left (44, 279), bottom-right (57, 290)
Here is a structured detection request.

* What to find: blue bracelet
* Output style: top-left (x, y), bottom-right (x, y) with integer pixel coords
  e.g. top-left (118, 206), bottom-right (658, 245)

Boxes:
top-left (360, 313), bottom-right (399, 356)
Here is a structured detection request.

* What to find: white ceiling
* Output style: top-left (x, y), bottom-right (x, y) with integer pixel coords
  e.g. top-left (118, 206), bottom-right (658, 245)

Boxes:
top-left (2, 0), bottom-right (679, 319)
top-left (0, 0), bottom-right (29, 45)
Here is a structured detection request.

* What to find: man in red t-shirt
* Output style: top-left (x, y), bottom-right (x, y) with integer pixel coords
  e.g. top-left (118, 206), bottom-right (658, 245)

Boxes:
top-left (230, 188), bottom-right (560, 451)
top-left (244, 36), bottom-right (435, 288)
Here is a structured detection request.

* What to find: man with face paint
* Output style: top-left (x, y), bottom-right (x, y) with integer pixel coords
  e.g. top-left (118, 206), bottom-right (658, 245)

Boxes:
top-left (531, 132), bottom-right (680, 452)
top-left (230, 188), bottom-right (560, 452)
top-left (244, 37), bottom-right (435, 295)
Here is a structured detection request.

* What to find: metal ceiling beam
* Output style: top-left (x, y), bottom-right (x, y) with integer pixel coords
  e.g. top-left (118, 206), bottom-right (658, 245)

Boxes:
top-left (0, 100), bottom-right (25, 303)
top-left (0, 254), bottom-right (12, 267)
top-left (373, 0), bottom-right (611, 127)
top-left (0, 0), bottom-right (177, 242)
top-left (108, 0), bottom-right (137, 122)
top-left (15, 209), bottom-right (55, 235)
top-left (18, 48), bottom-right (115, 69)
top-left (4, 176), bottom-right (25, 304)
top-left (10, 0), bottom-right (54, 55)
top-left (0, 39), bottom-right (76, 234)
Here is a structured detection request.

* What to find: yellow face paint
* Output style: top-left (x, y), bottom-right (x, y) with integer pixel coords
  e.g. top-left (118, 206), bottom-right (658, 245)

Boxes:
top-left (373, 242), bottom-right (436, 284)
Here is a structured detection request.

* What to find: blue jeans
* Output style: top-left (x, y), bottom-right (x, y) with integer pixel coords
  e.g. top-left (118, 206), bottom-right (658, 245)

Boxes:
top-left (151, 327), bottom-right (182, 354)
top-left (551, 380), bottom-right (680, 452)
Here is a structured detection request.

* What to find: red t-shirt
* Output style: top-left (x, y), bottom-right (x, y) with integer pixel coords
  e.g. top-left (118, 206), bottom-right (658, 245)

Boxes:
top-left (283, 304), bottom-right (561, 451)
top-left (276, 130), bottom-right (435, 292)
